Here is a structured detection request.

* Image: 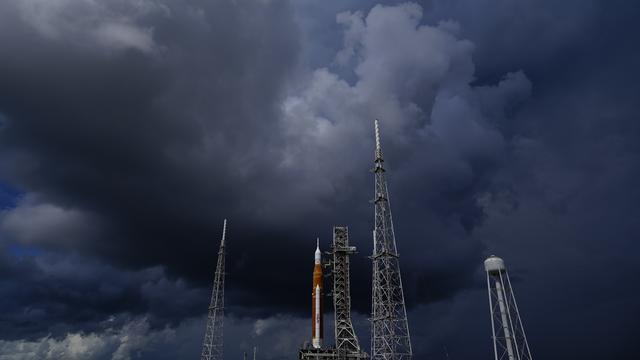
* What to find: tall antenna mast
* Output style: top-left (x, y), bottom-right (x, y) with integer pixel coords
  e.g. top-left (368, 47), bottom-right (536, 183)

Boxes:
top-left (371, 120), bottom-right (412, 360)
top-left (201, 219), bottom-right (227, 360)
top-left (485, 256), bottom-right (533, 360)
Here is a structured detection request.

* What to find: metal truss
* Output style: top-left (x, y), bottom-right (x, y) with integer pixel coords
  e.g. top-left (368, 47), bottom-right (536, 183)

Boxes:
top-left (300, 227), bottom-right (368, 360)
top-left (371, 120), bottom-right (412, 360)
top-left (486, 258), bottom-right (533, 360)
top-left (331, 227), bottom-right (362, 354)
top-left (201, 220), bottom-right (227, 360)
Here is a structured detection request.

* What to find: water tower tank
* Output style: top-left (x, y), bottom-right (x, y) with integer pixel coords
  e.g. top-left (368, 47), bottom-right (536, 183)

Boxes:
top-left (484, 255), bottom-right (506, 274)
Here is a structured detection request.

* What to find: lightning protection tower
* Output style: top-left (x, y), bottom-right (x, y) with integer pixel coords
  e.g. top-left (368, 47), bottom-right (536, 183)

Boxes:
top-left (201, 219), bottom-right (227, 360)
top-left (371, 120), bottom-right (412, 360)
top-left (485, 255), bottom-right (533, 360)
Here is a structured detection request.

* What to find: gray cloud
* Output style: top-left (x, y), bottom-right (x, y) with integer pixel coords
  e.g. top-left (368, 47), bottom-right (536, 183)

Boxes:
top-left (0, 0), bottom-right (532, 318)
top-left (1, 194), bottom-right (102, 248)
top-left (0, 0), bottom-right (300, 276)
top-left (0, 316), bottom-right (183, 360)
top-left (0, 0), bottom-right (639, 359)
top-left (0, 244), bottom-right (213, 343)
top-left (14, 0), bottom-right (162, 54)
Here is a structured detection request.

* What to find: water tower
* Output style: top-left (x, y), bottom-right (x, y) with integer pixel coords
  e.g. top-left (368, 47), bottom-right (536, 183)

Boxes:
top-left (484, 256), bottom-right (533, 360)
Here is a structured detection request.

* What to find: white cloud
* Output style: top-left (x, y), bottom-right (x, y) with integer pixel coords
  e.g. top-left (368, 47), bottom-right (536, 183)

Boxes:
top-left (278, 2), bottom-right (531, 218)
top-left (0, 317), bottom-right (172, 360)
top-left (93, 22), bottom-right (156, 53)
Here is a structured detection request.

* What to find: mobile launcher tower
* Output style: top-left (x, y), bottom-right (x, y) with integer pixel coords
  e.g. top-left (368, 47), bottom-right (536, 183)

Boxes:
top-left (299, 227), bottom-right (368, 360)
top-left (485, 256), bottom-right (533, 360)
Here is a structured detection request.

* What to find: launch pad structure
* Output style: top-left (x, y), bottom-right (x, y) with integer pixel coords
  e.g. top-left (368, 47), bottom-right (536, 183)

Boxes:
top-left (201, 121), bottom-right (416, 360)
top-left (199, 120), bottom-right (536, 360)
top-left (300, 120), bottom-right (412, 360)
top-left (299, 227), bottom-right (368, 360)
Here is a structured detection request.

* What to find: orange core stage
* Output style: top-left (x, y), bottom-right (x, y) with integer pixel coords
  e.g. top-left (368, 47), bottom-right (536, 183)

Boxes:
top-left (311, 239), bottom-right (323, 348)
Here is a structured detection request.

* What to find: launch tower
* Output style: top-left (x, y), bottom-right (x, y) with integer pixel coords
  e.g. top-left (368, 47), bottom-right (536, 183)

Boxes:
top-left (299, 228), bottom-right (367, 360)
top-left (371, 120), bottom-right (412, 360)
top-left (485, 255), bottom-right (533, 360)
top-left (201, 220), bottom-right (227, 360)
top-left (330, 227), bottom-right (367, 359)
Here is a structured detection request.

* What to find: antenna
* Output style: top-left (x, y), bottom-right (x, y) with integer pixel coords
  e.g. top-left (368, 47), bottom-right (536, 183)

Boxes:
top-left (200, 220), bottom-right (228, 360)
top-left (374, 119), bottom-right (383, 161)
top-left (221, 219), bottom-right (227, 246)
top-left (371, 120), bottom-right (412, 360)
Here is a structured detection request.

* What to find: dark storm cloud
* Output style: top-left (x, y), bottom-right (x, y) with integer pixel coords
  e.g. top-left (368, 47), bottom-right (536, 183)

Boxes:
top-left (0, 0), bottom-right (640, 359)
top-left (0, 0), bottom-right (518, 323)
top-left (0, 245), bottom-right (207, 341)
top-left (0, 0), bottom-right (304, 302)
top-left (400, 1), bottom-right (640, 358)
top-left (0, 182), bottom-right (19, 209)
top-left (262, 1), bottom-right (640, 359)
top-left (0, 0), bottom-right (323, 348)
top-left (277, 3), bottom-right (533, 315)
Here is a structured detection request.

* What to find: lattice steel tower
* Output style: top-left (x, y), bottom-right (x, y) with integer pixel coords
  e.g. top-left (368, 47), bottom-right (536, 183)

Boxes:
top-left (331, 227), bottom-right (367, 359)
top-left (371, 120), bottom-right (412, 360)
top-left (485, 255), bottom-right (533, 360)
top-left (201, 219), bottom-right (227, 360)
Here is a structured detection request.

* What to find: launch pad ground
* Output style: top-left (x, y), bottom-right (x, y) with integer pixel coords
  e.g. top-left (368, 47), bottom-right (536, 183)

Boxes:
top-left (299, 347), bottom-right (368, 360)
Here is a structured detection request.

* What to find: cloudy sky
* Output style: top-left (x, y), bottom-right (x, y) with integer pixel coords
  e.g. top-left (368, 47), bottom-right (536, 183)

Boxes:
top-left (0, 0), bottom-right (638, 359)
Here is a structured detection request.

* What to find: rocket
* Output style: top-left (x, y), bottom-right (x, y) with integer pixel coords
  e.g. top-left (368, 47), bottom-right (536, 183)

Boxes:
top-left (311, 238), bottom-right (323, 349)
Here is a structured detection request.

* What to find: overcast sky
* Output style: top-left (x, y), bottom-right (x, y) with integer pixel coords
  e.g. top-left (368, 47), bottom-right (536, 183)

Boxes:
top-left (0, 0), bottom-right (638, 359)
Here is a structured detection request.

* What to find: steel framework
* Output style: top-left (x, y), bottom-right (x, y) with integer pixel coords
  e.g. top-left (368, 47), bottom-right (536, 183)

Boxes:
top-left (371, 120), bottom-right (412, 360)
top-left (485, 256), bottom-right (533, 360)
top-left (201, 219), bottom-right (227, 360)
top-left (300, 228), bottom-right (368, 360)
top-left (331, 227), bottom-right (367, 359)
